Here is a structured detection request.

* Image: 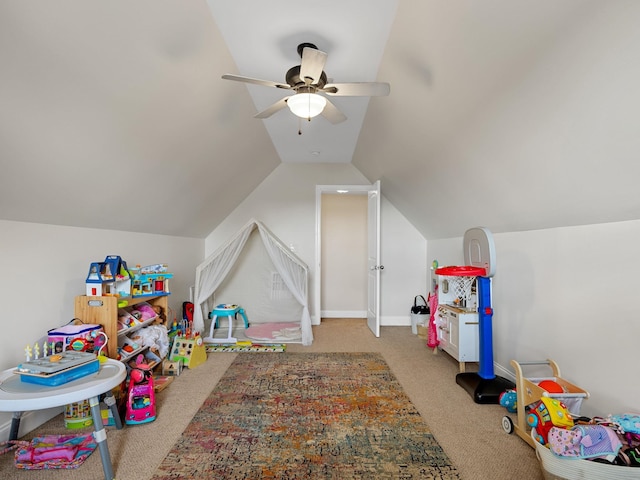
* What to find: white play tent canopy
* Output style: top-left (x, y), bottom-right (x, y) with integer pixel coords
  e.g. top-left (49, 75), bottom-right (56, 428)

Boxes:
top-left (193, 219), bottom-right (313, 345)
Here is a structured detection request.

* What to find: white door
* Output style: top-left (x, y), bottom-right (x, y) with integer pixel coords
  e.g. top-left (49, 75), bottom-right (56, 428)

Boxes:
top-left (367, 181), bottom-right (381, 337)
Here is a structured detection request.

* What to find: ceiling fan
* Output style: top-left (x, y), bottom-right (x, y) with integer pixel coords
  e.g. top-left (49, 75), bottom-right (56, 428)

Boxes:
top-left (222, 43), bottom-right (390, 124)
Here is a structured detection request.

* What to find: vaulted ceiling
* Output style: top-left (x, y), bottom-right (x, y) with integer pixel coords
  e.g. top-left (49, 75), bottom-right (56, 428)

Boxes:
top-left (1, 1), bottom-right (638, 239)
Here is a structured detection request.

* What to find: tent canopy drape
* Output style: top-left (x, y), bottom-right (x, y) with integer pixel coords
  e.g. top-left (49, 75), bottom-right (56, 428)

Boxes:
top-left (193, 219), bottom-right (313, 345)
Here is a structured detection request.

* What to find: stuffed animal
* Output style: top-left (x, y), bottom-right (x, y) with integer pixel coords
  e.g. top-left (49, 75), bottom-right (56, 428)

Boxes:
top-left (499, 389), bottom-right (517, 413)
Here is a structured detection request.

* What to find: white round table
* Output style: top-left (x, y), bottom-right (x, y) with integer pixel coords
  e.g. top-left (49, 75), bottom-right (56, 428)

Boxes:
top-left (0, 359), bottom-right (126, 480)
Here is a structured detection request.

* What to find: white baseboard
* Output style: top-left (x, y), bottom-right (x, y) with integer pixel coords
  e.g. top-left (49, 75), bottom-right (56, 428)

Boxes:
top-left (0, 407), bottom-right (63, 441)
top-left (318, 313), bottom-right (412, 327)
top-left (320, 310), bottom-right (367, 319)
top-left (494, 361), bottom-right (516, 383)
top-left (380, 315), bottom-right (411, 326)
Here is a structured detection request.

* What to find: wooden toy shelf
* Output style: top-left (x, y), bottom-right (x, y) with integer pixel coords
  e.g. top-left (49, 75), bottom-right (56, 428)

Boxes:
top-left (74, 294), bottom-right (169, 360)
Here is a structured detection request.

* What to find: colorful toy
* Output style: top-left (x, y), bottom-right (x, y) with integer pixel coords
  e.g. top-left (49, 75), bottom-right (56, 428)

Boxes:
top-left (65, 400), bottom-right (93, 429)
top-left (169, 336), bottom-right (206, 369)
top-left (129, 264), bottom-right (173, 297)
top-left (125, 362), bottom-right (156, 425)
top-left (538, 379), bottom-right (565, 394)
top-left (161, 359), bottom-right (183, 376)
top-left (92, 331), bottom-right (109, 363)
top-left (204, 304), bottom-right (249, 344)
top-left (499, 389), bottom-right (517, 413)
top-left (17, 351), bottom-right (99, 386)
top-left (85, 255), bottom-right (132, 297)
top-left (527, 397), bottom-right (574, 445)
top-left (48, 323), bottom-right (104, 354)
top-left (69, 338), bottom-right (91, 352)
top-left (499, 380), bottom-right (564, 415)
top-left (501, 360), bottom-right (589, 449)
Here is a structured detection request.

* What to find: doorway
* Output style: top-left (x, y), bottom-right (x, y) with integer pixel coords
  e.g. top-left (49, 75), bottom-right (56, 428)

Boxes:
top-left (315, 182), bottom-right (381, 336)
top-left (320, 193), bottom-right (367, 318)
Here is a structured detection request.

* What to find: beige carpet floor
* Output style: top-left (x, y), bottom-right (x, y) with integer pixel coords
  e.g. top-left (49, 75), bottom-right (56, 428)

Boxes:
top-left (0, 319), bottom-right (542, 479)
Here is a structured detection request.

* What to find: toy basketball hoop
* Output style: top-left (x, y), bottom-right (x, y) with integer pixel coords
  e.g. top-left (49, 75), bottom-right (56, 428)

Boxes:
top-left (435, 265), bottom-right (486, 308)
top-left (441, 228), bottom-right (515, 403)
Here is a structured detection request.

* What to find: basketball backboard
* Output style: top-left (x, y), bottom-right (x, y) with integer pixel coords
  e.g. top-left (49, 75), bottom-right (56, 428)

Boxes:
top-left (463, 227), bottom-right (496, 277)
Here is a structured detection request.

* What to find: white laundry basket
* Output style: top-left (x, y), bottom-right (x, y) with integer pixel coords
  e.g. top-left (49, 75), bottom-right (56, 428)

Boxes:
top-left (532, 429), bottom-right (640, 480)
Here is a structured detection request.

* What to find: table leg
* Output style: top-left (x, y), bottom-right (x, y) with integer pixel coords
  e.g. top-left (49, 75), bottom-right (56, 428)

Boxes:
top-left (9, 411), bottom-right (22, 440)
top-left (203, 315), bottom-right (218, 343)
top-left (103, 391), bottom-right (123, 430)
top-left (209, 314), bottom-right (237, 343)
top-left (89, 395), bottom-right (115, 480)
top-left (239, 308), bottom-right (249, 328)
top-left (226, 314), bottom-right (235, 342)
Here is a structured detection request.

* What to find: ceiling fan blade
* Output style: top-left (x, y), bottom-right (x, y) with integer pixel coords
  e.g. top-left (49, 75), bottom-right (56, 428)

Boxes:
top-left (299, 47), bottom-right (327, 85)
top-left (321, 98), bottom-right (347, 124)
top-left (254, 97), bottom-right (290, 119)
top-left (322, 82), bottom-right (390, 97)
top-left (222, 74), bottom-right (291, 90)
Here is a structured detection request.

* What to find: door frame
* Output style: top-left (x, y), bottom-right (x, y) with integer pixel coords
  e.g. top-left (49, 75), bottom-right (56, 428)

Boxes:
top-left (314, 183), bottom-right (380, 327)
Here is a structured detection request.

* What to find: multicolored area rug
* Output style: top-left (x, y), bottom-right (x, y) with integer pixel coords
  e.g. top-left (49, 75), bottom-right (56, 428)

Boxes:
top-left (151, 352), bottom-right (461, 479)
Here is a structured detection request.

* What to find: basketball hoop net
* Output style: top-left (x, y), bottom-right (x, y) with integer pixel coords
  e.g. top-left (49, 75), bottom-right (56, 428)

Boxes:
top-left (435, 266), bottom-right (486, 308)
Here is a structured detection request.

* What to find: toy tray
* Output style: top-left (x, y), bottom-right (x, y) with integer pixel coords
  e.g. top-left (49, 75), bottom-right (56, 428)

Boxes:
top-left (216, 304), bottom-right (239, 310)
top-left (17, 359), bottom-right (99, 386)
top-left (17, 351), bottom-right (97, 374)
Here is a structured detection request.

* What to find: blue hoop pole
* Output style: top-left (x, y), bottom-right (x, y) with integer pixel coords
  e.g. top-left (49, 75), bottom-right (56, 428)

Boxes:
top-left (477, 276), bottom-right (495, 380)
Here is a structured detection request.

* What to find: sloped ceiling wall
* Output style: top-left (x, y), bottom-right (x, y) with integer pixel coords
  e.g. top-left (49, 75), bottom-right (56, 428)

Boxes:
top-left (1, 1), bottom-right (638, 240)
top-left (354, 0), bottom-right (640, 239)
top-left (0, 1), bottom-right (281, 238)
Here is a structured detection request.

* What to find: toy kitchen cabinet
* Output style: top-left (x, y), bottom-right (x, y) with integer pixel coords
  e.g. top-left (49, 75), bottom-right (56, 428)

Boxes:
top-left (436, 304), bottom-right (479, 373)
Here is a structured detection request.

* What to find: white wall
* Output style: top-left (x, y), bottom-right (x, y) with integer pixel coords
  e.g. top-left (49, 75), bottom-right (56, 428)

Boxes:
top-left (428, 220), bottom-right (640, 416)
top-left (204, 163), bottom-right (427, 325)
top-left (0, 220), bottom-right (203, 436)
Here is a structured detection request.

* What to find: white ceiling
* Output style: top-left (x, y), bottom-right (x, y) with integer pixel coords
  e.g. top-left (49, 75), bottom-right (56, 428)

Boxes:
top-left (207, 0), bottom-right (397, 164)
top-left (1, 0), bottom-right (639, 240)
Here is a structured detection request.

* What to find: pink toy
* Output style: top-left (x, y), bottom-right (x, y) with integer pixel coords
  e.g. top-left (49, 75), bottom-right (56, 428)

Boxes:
top-left (125, 362), bottom-right (156, 425)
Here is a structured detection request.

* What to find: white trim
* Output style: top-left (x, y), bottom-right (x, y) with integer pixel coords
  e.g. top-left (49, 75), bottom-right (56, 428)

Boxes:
top-left (494, 362), bottom-right (515, 382)
top-left (321, 310), bottom-right (367, 318)
top-left (380, 315), bottom-right (412, 326)
top-left (317, 313), bottom-right (417, 327)
top-left (315, 184), bottom-right (379, 328)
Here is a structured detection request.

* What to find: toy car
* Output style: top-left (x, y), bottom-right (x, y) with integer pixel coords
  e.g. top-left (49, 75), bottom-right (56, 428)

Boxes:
top-left (125, 365), bottom-right (156, 425)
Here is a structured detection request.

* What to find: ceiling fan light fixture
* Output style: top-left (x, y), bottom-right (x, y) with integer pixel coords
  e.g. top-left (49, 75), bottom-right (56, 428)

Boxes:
top-left (287, 93), bottom-right (326, 119)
